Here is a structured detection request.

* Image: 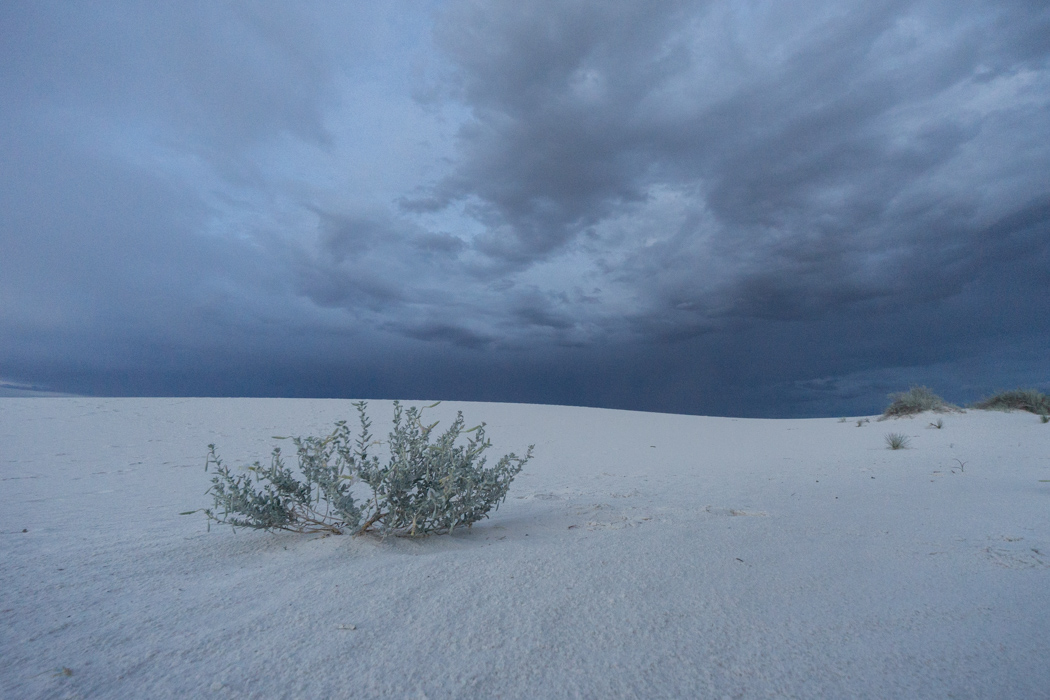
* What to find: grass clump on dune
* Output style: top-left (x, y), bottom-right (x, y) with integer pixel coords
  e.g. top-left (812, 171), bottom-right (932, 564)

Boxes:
top-left (879, 386), bottom-right (961, 420)
top-left (970, 389), bottom-right (1050, 417)
top-left (885, 432), bottom-right (910, 450)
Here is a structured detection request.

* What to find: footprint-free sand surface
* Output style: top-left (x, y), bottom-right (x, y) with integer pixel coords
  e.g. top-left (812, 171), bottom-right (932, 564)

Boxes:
top-left (2, 398), bottom-right (1048, 698)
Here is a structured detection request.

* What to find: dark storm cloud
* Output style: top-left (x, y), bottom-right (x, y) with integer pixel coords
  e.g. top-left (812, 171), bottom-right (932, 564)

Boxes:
top-left (420, 0), bottom-right (694, 261)
top-left (423, 0), bottom-right (1050, 331)
top-left (510, 290), bottom-right (575, 331)
top-left (2, 0), bottom-right (1048, 415)
top-left (392, 321), bottom-right (495, 349)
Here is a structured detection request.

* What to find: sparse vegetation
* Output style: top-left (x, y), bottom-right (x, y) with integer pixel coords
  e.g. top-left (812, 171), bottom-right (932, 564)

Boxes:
top-left (885, 432), bottom-right (910, 450)
top-left (927, 418), bottom-right (944, 429)
top-left (198, 401), bottom-right (533, 537)
top-left (856, 418), bottom-right (869, 427)
top-left (880, 386), bottom-right (961, 419)
top-left (970, 389), bottom-right (1050, 416)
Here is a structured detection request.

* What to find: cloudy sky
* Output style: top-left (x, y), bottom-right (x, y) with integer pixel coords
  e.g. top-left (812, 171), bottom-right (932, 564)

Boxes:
top-left (2, 1), bottom-right (1048, 416)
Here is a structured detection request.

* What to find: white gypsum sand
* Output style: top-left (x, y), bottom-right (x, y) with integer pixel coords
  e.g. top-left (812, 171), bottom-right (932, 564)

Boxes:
top-left (1, 398), bottom-right (1049, 699)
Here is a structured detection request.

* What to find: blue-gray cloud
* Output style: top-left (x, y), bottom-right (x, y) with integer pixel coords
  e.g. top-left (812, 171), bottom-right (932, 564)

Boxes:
top-left (1, 0), bottom-right (1048, 415)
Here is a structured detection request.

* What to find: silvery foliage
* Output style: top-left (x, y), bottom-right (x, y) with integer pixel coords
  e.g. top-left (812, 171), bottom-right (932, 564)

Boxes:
top-left (203, 424), bottom-right (361, 534)
top-left (203, 401), bottom-right (533, 536)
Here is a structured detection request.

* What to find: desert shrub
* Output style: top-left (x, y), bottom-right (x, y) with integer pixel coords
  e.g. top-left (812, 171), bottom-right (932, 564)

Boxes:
top-left (885, 432), bottom-right (910, 450)
top-left (880, 386), bottom-right (960, 419)
top-left (200, 401), bottom-right (533, 537)
top-left (970, 389), bottom-right (1050, 416)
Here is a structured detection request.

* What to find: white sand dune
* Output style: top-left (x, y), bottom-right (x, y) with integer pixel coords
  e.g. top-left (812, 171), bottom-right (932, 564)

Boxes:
top-left (2, 398), bottom-right (1049, 699)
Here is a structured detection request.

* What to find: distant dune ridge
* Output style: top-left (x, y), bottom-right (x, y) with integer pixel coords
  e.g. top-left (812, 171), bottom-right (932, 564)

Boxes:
top-left (2, 397), bottom-right (1049, 698)
top-left (0, 379), bottom-right (78, 398)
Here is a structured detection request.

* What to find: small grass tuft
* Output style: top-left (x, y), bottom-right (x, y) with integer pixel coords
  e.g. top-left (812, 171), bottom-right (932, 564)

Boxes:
top-left (885, 432), bottom-right (910, 450)
top-left (880, 386), bottom-right (961, 420)
top-left (1040, 413), bottom-right (1049, 424)
top-left (970, 388), bottom-right (1050, 416)
top-left (927, 418), bottom-right (944, 429)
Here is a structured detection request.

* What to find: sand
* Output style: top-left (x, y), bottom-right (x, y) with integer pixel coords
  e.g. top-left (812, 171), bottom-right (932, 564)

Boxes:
top-left (2, 397), bottom-right (1048, 698)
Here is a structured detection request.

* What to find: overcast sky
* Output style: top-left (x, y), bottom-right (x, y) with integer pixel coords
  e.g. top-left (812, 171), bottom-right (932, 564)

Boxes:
top-left (2, 1), bottom-right (1048, 416)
